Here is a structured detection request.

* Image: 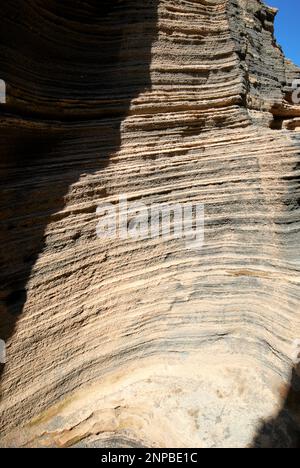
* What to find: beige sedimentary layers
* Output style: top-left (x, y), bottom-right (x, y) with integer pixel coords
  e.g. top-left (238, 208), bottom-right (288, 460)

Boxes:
top-left (0, 0), bottom-right (299, 448)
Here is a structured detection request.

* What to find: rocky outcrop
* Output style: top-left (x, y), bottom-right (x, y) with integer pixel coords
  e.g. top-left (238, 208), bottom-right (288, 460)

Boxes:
top-left (0, 0), bottom-right (299, 448)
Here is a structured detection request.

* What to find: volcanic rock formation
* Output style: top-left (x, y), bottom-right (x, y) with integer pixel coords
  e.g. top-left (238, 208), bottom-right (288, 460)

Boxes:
top-left (0, 0), bottom-right (299, 448)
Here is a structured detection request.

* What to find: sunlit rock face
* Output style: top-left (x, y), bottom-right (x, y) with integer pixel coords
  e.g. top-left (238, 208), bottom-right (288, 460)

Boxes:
top-left (0, 0), bottom-right (299, 448)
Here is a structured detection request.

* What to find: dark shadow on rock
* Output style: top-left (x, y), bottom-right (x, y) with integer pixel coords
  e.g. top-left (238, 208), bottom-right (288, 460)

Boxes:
top-left (0, 0), bottom-right (158, 381)
top-left (252, 365), bottom-right (300, 448)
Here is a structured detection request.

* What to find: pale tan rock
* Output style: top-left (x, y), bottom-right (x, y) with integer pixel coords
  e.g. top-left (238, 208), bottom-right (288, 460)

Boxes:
top-left (0, 0), bottom-right (299, 448)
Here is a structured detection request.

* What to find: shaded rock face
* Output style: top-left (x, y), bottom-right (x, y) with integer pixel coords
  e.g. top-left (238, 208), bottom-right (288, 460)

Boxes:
top-left (0, 0), bottom-right (299, 448)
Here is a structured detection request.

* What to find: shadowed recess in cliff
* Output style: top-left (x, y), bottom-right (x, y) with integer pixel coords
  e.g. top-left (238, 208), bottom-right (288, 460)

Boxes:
top-left (0, 0), bottom-right (158, 380)
top-left (252, 365), bottom-right (300, 448)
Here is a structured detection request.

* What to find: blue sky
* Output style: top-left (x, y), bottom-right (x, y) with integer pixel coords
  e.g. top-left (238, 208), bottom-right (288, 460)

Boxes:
top-left (266, 0), bottom-right (300, 65)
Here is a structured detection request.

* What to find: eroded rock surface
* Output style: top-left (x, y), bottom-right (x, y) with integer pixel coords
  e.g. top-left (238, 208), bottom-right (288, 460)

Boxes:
top-left (0, 0), bottom-right (299, 448)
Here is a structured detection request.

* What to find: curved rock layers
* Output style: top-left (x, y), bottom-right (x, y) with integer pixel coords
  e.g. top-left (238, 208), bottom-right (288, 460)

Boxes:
top-left (0, 0), bottom-right (299, 448)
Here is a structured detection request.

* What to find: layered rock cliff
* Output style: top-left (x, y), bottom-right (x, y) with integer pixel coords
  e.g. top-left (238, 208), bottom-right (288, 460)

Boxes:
top-left (0, 0), bottom-right (299, 448)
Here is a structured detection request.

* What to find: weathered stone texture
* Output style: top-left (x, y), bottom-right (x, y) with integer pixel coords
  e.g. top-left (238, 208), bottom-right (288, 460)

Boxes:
top-left (0, 0), bottom-right (299, 448)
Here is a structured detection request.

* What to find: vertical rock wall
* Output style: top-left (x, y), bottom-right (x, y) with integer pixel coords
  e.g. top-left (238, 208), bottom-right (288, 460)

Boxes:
top-left (0, 0), bottom-right (299, 448)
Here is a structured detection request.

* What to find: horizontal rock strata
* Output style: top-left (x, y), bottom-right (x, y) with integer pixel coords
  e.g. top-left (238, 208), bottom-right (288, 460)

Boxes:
top-left (0, 0), bottom-right (299, 448)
